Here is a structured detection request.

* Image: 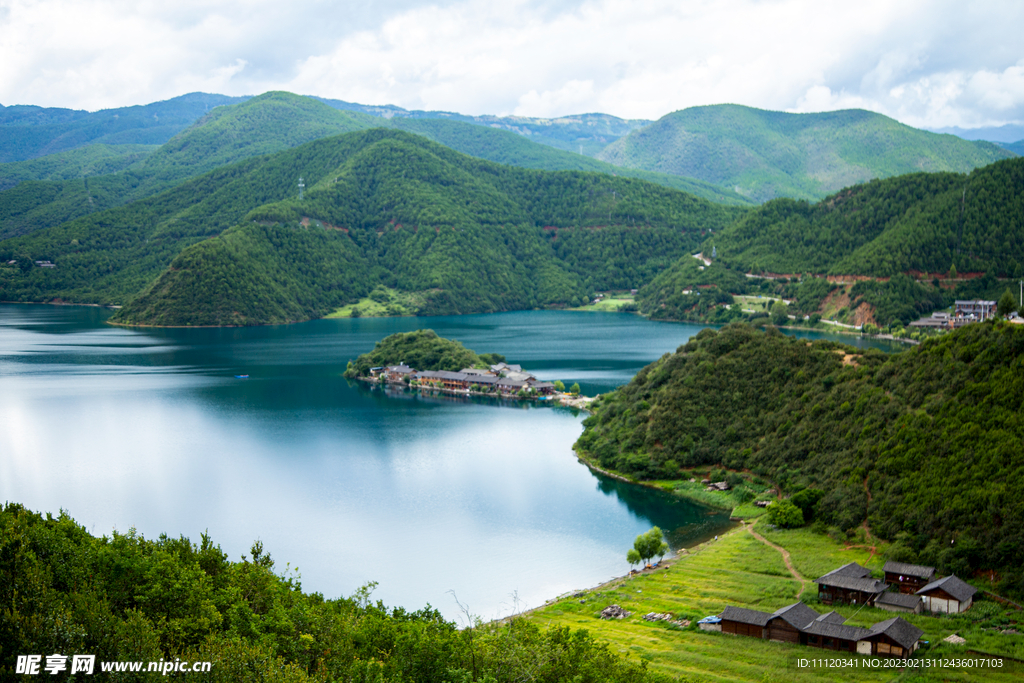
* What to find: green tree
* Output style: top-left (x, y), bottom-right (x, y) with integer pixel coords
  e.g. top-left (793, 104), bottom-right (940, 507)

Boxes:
top-left (570, 382), bottom-right (580, 396)
top-left (766, 499), bottom-right (805, 528)
top-left (553, 380), bottom-right (566, 392)
top-left (632, 527), bottom-right (669, 567)
top-left (997, 288), bottom-right (1017, 317)
top-left (949, 263), bottom-right (958, 280)
top-left (770, 300), bottom-right (789, 326)
top-left (626, 548), bottom-right (641, 570)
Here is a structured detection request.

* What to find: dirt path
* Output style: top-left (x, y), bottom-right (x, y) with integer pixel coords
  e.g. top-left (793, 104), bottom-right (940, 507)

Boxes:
top-left (745, 523), bottom-right (808, 599)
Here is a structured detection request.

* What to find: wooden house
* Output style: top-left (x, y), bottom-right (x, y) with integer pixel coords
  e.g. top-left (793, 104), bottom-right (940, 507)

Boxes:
top-left (719, 606), bottom-right (772, 638)
top-left (531, 381), bottom-right (556, 395)
top-left (874, 590), bottom-right (923, 614)
top-left (801, 614), bottom-right (871, 653)
top-left (815, 562), bottom-right (887, 606)
top-left (384, 365), bottom-right (415, 382)
top-left (765, 602), bottom-right (820, 644)
top-left (496, 377), bottom-right (529, 395)
top-left (883, 561), bottom-right (935, 594)
top-left (861, 617), bottom-right (923, 657)
top-left (916, 575), bottom-right (977, 614)
top-left (416, 370), bottom-right (470, 391)
top-left (716, 602), bottom-right (922, 657)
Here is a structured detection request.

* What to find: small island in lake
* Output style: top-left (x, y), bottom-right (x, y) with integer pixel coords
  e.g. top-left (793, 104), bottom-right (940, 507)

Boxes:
top-left (345, 330), bottom-right (560, 398)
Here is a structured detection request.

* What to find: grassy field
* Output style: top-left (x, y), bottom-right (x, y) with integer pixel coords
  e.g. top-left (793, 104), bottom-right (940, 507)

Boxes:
top-left (574, 292), bottom-right (637, 312)
top-left (524, 520), bottom-right (1024, 682)
top-left (732, 294), bottom-right (781, 314)
top-left (327, 286), bottom-right (428, 318)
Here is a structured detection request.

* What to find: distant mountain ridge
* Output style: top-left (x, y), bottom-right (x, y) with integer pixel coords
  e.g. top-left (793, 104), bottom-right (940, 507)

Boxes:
top-left (0, 92), bottom-right (751, 241)
top-left (0, 93), bottom-right (247, 163)
top-left (597, 104), bottom-right (1014, 202)
top-left (315, 97), bottom-right (650, 156)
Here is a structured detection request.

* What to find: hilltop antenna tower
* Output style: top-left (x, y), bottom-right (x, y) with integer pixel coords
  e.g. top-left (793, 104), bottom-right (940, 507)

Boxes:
top-left (298, 177), bottom-right (305, 200)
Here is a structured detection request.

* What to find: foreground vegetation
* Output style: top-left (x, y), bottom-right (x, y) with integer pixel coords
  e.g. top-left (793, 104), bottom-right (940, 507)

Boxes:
top-left (527, 520), bottom-right (1024, 682)
top-left (575, 321), bottom-right (1024, 596)
top-left (0, 503), bottom-right (669, 682)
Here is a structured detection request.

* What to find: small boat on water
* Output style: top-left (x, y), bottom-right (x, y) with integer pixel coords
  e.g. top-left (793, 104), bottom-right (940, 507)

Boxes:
top-left (235, 374), bottom-right (249, 379)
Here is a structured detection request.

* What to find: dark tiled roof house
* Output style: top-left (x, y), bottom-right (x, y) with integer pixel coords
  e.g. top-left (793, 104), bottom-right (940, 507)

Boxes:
top-left (917, 575), bottom-right (977, 614)
top-left (883, 561), bottom-right (936, 594)
top-left (815, 563), bottom-right (888, 606)
top-left (716, 601), bottom-right (922, 657)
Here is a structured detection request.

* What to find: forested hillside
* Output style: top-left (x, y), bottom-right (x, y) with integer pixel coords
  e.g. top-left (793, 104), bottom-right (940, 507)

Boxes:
top-left (634, 158), bottom-right (1024, 327)
top-left (0, 503), bottom-right (666, 682)
top-left (385, 118), bottom-right (752, 205)
top-left (0, 92), bottom-right (376, 239)
top-left (0, 143), bottom-right (158, 191)
top-left (0, 129), bottom-right (742, 324)
top-left (344, 330), bottom-right (504, 378)
top-left (0, 93), bottom-right (746, 241)
top-left (112, 131), bottom-right (743, 325)
top-left (575, 321), bottom-right (1024, 596)
top-left (598, 104), bottom-right (1014, 202)
top-left (705, 157), bottom-right (1024, 278)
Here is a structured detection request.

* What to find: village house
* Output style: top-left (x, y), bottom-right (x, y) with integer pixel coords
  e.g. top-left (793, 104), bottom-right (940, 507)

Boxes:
top-left (815, 563), bottom-right (888, 606)
top-left (874, 591), bottom-right (923, 614)
top-left (383, 364), bottom-right (414, 382)
top-left (378, 360), bottom-right (558, 398)
top-left (909, 299), bottom-right (1000, 329)
top-left (954, 299), bottom-right (996, 321)
top-left (716, 601), bottom-right (922, 657)
top-left (883, 561), bottom-right (936, 594)
top-left (916, 575), bottom-right (977, 614)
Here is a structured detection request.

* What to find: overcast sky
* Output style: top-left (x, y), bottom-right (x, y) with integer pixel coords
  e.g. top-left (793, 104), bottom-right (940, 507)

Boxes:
top-left (1, 0), bottom-right (1022, 130)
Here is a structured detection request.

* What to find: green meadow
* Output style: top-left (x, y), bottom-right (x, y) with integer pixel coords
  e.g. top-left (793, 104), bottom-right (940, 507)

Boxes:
top-left (525, 520), bottom-right (1024, 682)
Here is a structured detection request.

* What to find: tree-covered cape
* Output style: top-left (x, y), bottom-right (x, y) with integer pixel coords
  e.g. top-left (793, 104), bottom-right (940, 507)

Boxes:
top-left (575, 321), bottom-right (1024, 596)
top-left (0, 503), bottom-right (667, 682)
top-left (344, 330), bottom-right (504, 378)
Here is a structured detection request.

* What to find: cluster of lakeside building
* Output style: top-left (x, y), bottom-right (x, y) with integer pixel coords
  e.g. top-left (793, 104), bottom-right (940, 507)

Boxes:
top-left (371, 362), bottom-right (557, 397)
top-left (909, 299), bottom-right (1005, 329)
top-left (701, 560), bottom-right (977, 658)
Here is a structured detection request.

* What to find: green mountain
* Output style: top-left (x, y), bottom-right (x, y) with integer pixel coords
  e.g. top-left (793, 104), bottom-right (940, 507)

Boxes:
top-left (110, 130), bottom-right (743, 326)
top-left (0, 129), bottom-right (743, 324)
top-left (385, 118), bottom-right (752, 205)
top-left (0, 92), bottom-right (378, 240)
top-left (1000, 139), bottom-right (1024, 156)
top-left (0, 93), bottom-right (748, 242)
top-left (633, 157), bottom-right (1024, 327)
top-left (0, 92), bottom-right (246, 162)
top-left (597, 104), bottom-right (1014, 202)
top-left (0, 143), bottom-right (158, 191)
top-left (318, 97), bottom-right (650, 156)
top-left (575, 321), bottom-right (1024, 591)
top-left (703, 157), bottom-right (1024, 278)
top-left (140, 91), bottom-right (376, 180)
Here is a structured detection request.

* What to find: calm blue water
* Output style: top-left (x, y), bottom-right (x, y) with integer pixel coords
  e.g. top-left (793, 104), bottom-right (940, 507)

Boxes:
top-left (0, 305), bottom-right (901, 620)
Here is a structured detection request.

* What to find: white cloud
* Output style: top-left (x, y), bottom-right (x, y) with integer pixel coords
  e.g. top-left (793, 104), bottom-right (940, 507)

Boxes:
top-left (1, 0), bottom-right (1022, 129)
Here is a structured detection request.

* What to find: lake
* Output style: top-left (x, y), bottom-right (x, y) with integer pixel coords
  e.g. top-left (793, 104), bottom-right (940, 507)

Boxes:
top-left (0, 305), bottom-right (901, 621)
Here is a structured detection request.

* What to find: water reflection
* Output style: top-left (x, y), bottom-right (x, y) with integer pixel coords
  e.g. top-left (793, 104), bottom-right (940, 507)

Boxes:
top-left (0, 304), bottom-right (899, 620)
